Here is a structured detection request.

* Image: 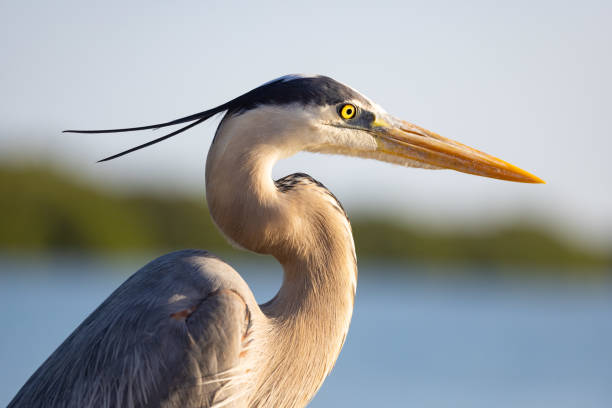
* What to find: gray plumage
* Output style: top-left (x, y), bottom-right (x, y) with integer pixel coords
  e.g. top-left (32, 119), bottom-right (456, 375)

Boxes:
top-left (9, 74), bottom-right (542, 408)
top-left (10, 251), bottom-right (257, 407)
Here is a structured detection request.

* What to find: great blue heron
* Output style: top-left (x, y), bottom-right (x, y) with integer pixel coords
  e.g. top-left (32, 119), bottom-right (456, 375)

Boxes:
top-left (9, 74), bottom-right (543, 408)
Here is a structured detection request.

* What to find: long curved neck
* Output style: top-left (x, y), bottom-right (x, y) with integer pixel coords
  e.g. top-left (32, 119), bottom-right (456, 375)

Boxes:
top-left (205, 112), bottom-right (357, 406)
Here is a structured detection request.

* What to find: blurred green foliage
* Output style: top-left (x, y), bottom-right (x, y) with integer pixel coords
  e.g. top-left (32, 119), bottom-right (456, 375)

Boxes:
top-left (352, 220), bottom-right (610, 272)
top-left (0, 166), bottom-right (230, 254)
top-left (1, 165), bottom-right (609, 272)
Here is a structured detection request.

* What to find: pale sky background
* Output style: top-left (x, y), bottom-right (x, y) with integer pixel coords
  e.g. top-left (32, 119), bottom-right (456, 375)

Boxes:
top-left (1, 0), bottom-right (611, 249)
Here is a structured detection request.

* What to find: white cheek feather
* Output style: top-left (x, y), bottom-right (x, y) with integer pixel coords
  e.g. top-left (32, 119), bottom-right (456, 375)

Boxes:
top-left (305, 124), bottom-right (378, 157)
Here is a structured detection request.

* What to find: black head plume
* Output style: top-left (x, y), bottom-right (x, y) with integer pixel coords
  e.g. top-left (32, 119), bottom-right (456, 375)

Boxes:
top-left (64, 75), bottom-right (364, 162)
top-left (63, 105), bottom-right (229, 162)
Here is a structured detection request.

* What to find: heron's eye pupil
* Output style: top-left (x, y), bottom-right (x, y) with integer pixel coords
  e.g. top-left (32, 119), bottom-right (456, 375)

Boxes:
top-left (340, 104), bottom-right (356, 119)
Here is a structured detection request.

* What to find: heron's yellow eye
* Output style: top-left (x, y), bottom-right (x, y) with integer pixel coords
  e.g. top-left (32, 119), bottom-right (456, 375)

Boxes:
top-left (340, 104), bottom-right (356, 120)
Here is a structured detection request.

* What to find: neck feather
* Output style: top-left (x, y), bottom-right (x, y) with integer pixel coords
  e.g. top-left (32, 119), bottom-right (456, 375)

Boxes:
top-left (205, 111), bottom-right (357, 406)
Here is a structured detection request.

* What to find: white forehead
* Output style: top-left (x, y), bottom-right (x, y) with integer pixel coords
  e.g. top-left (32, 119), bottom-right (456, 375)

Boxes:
top-left (344, 83), bottom-right (387, 114)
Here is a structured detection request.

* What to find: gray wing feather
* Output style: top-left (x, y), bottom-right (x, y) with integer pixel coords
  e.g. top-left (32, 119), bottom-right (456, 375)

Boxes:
top-left (9, 250), bottom-right (253, 408)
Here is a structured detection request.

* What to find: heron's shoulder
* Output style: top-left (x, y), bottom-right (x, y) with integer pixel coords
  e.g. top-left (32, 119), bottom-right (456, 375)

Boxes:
top-left (130, 249), bottom-right (256, 305)
top-left (115, 250), bottom-right (260, 406)
top-left (8, 250), bottom-right (260, 408)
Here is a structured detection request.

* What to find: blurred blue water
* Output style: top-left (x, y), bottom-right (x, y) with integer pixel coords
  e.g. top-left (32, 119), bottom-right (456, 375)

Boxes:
top-left (1, 256), bottom-right (611, 407)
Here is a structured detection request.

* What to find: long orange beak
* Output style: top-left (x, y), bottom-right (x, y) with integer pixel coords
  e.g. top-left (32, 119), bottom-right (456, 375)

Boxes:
top-left (371, 117), bottom-right (544, 183)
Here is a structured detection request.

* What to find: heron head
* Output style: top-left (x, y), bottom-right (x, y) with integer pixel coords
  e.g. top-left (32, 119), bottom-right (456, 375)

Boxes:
top-left (65, 73), bottom-right (543, 184)
top-left (256, 75), bottom-right (544, 184)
